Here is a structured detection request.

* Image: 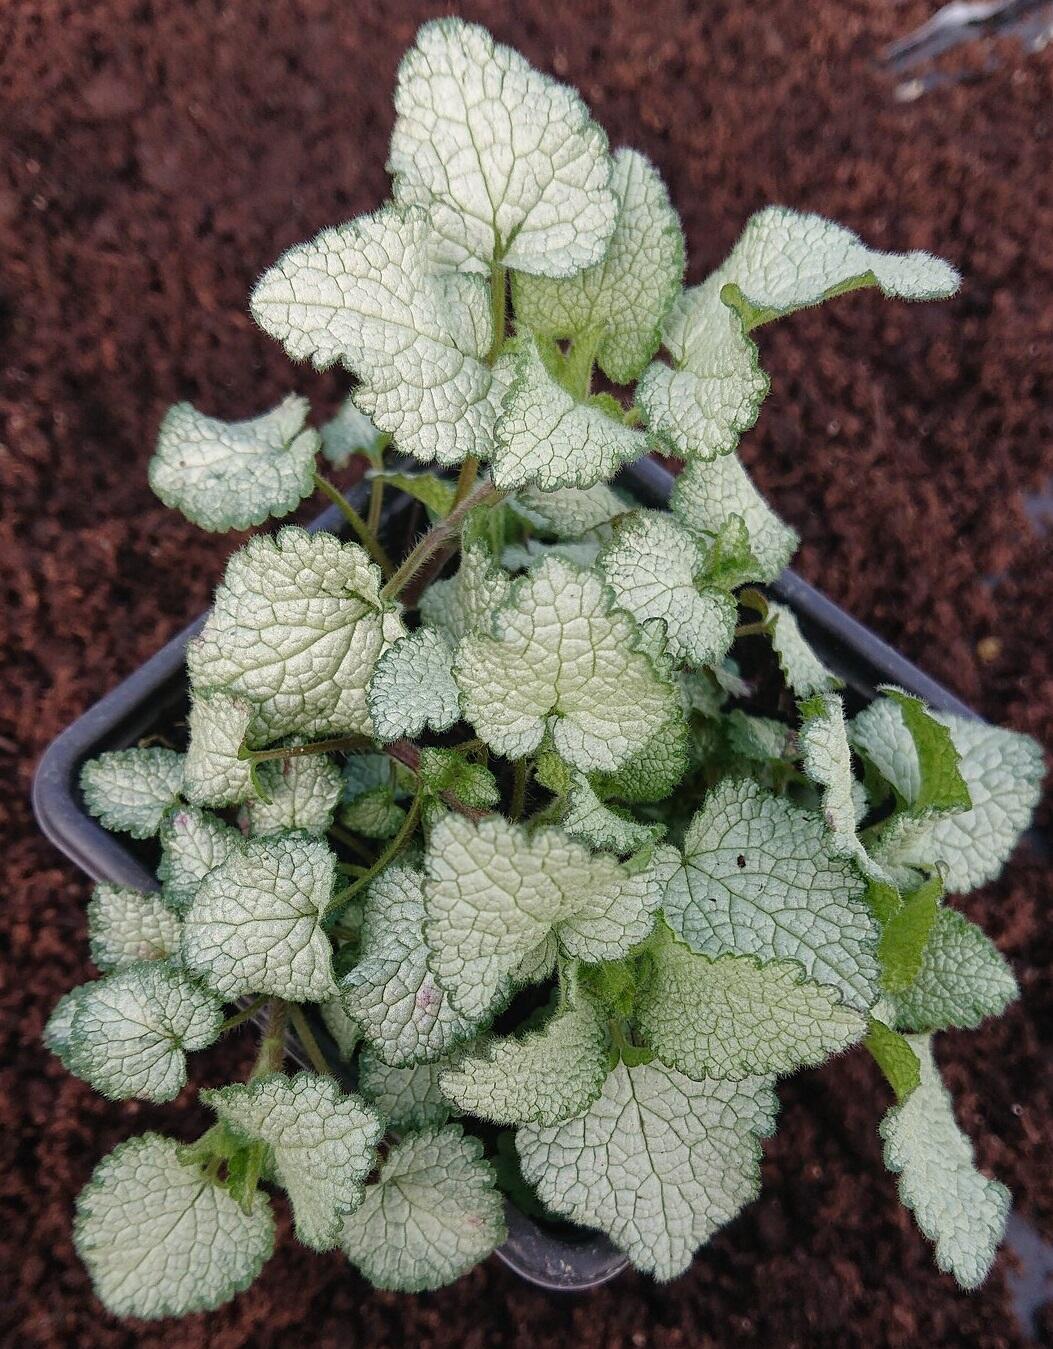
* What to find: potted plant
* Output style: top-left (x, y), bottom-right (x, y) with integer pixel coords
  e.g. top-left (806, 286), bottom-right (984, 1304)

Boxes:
top-left (36, 18), bottom-right (1043, 1320)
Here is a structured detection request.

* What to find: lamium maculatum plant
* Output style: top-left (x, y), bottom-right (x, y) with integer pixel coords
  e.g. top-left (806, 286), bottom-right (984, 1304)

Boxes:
top-left (47, 19), bottom-right (1044, 1319)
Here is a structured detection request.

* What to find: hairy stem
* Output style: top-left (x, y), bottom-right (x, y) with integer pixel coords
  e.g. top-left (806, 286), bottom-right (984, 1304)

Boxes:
top-left (379, 480), bottom-right (504, 602)
top-left (249, 998), bottom-right (290, 1080)
top-left (332, 793), bottom-right (422, 905)
top-left (510, 757), bottom-right (530, 822)
top-left (219, 994), bottom-right (270, 1035)
top-left (312, 471), bottom-right (395, 576)
top-left (452, 454), bottom-right (480, 508)
top-left (562, 329), bottom-right (602, 401)
top-left (241, 733), bottom-right (372, 764)
top-left (486, 260), bottom-right (508, 364)
top-left (289, 1005), bottom-right (334, 1077)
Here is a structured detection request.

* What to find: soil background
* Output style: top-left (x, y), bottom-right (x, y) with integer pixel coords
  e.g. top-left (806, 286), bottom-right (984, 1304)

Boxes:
top-left (1, 2), bottom-right (1051, 1346)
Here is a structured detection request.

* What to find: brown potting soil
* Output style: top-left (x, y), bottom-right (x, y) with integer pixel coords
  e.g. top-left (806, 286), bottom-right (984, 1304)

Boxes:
top-left (1, 2), bottom-right (1050, 1345)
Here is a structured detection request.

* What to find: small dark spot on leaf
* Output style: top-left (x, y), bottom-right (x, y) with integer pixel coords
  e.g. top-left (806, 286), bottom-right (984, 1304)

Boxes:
top-left (737, 854), bottom-right (746, 869)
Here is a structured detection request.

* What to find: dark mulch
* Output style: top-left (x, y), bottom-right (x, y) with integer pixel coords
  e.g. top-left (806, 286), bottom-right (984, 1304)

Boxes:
top-left (1, 2), bottom-right (1050, 1345)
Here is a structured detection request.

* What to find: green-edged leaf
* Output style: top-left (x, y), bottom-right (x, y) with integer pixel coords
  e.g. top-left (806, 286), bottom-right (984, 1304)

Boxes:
top-left (725, 710), bottom-right (794, 763)
top-left (67, 961), bottom-right (222, 1102)
top-left (388, 18), bottom-right (615, 277)
top-left (148, 395), bottom-right (319, 532)
top-left (417, 747), bottom-right (500, 813)
top-left (492, 338), bottom-right (647, 491)
top-left (636, 922), bottom-right (865, 1080)
top-left (367, 627), bottom-right (461, 741)
top-left (419, 542), bottom-right (512, 647)
top-left (359, 1048), bottom-right (458, 1130)
top-left (187, 527), bottom-right (404, 742)
top-left (864, 1018), bottom-right (921, 1101)
top-left (252, 204), bottom-right (503, 466)
top-left (700, 513), bottom-right (764, 590)
top-left (671, 453), bottom-right (797, 583)
top-left (320, 396), bottom-right (386, 469)
top-left (86, 883), bottom-right (181, 972)
top-left (181, 834), bottom-right (337, 1002)
top-left (880, 1035), bottom-right (1010, 1289)
top-left (509, 481), bottom-right (627, 536)
top-left (74, 1133), bottom-right (274, 1320)
top-left (341, 786), bottom-right (406, 839)
top-left (600, 510), bottom-right (736, 667)
top-left (663, 779), bottom-right (878, 1010)
top-left (80, 748), bottom-right (184, 839)
top-left (340, 1125), bottom-right (506, 1292)
top-left (878, 876), bottom-right (942, 993)
top-left (183, 687), bottom-right (256, 808)
top-left (851, 689), bottom-right (970, 812)
top-left (716, 206), bottom-right (960, 326)
top-left (894, 908), bottom-right (1018, 1032)
top-left (43, 986), bottom-right (89, 1071)
top-left (561, 769), bottom-right (664, 855)
top-left (502, 538), bottom-right (603, 571)
top-left (798, 691), bottom-right (875, 875)
top-left (769, 603), bottom-right (840, 697)
top-left (872, 715), bottom-right (1043, 891)
top-left (423, 812), bottom-right (672, 1023)
top-left (592, 710), bottom-right (690, 803)
top-left (455, 556), bottom-right (678, 772)
top-left (518, 1060), bottom-right (777, 1280)
top-left (340, 864), bottom-right (481, 1067)
top-left (203, 1073), bottom-right (383, 1252)
top-left (157, 806), bottom-right (241, 913)
top-left (512, 148), bottom-right (684, 383)
top-left (368, 469), bottom-right (455, 519)
top-left (244, 751), bottom-right (343, 837)
top-left (440, 984), bottom-right (609, 1125)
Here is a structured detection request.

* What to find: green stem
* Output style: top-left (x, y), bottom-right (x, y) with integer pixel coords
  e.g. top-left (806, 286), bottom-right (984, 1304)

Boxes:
top-left (219, 994), bottom-right (270, 1034)
top-left (366, 476), bottom-right (385, 536)
top-left (289, 1005), bottom-right (334, 1077)
top-left (379, 481), bottom-right (504, 603)
top-left (510, 758), bottom-right (530, 822)
top-left (452, 455), bottom-right (480, 509)
top-left (486, 261), bottom-right (508, 364)
top-left (332, 793), bottom-right (422, 905)
top-left (240, 733), bottom-right (372, 765)
top-left (249, 998), bottom-right (289, 1080)
top-left (327, 822), bottom-right (375, 861)
top-left (312, 471), bottom-right (395, 576)
top-left (561, 329), bottom-right (602, 401)
top-left (734, 621), bottom-right (772, 639)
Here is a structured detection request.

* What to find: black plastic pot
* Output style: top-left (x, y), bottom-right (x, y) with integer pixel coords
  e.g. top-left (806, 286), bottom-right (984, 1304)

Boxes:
top-left (32, 457), bottom-right (978, 1293)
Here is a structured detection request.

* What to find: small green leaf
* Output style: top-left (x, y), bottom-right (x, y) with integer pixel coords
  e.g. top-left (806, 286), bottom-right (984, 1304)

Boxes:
top-left (80, 748), bottom-right (184, 840)
top-left (367, 628), bottom-right (461, 742)
top-left (878, 876), bottom-right (942, 993)
top-left (368, 469), bottom-right (455, 519)
top-left (73, 1133), bottom-right (274, 1319)
top-left (851, 689), bottom-right (970, 814)
top-left (181, 834), bottom-right (338, 1002)
top-left (388, 18), bottom-right (616, 277)
top-left (880, 1036), bottom-right (1010, 1289)
top-left (863, 1018), bottom-right (921, 1101)
top-left (635, 922), bottom-right (865, 1080)
top-left (148, 395), bottom-right (319, 532)
top-left (508, 481), bottom-right (628, 536)
top-left (86, 883), bottom-right (182, 972)
top-left (518, 1060), bottom-right (777, 1280)
top-left (894, 907), bottom-right (1018, 1032)
top-left (340, 1126), bottom-right (506, 1292)
top-left (67, 961), bottom-right (223, 1102)
top-left (512, 147), bottom-right (684, 383)
top-left (561, 768), bottom-right (665, 855)
top-left (455, 556), bottom-right (679, 772)
top-left (203, 1073), bottom-right (383, 1252)
top-left (769, 604), bottom-right (840, 698)
top-left (417, 747), bottom-right (500, 813)
top-left (187, 527), bottom-right (405, 742)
